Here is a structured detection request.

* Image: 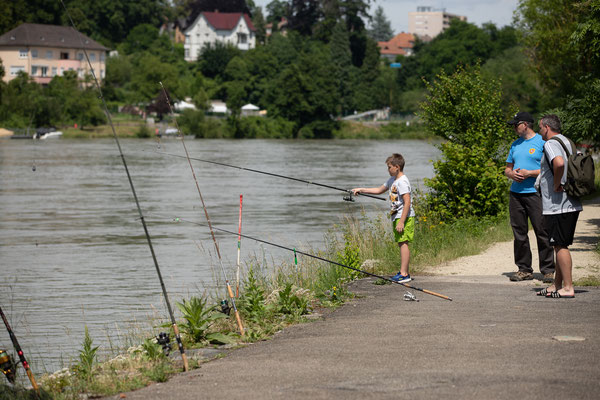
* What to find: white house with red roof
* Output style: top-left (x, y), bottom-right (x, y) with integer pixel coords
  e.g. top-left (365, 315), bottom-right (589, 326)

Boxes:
top-left (183, 11), bottom-right (256, 62)
top-left (377, 32), bottom-right (415, 61)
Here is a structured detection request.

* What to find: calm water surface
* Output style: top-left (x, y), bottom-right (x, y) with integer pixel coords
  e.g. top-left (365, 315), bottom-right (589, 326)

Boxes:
top-left (0, 138), bottom-right (439, 373)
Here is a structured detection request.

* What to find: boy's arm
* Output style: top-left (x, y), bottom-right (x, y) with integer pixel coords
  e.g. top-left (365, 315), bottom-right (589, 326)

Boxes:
top-left (395, 193), bottom-right (411, 233)
top-left (351, 185), bottom-right (387, 196)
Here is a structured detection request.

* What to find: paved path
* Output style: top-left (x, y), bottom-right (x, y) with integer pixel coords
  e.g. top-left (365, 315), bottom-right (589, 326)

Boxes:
top-left (108, 197), bottom-right (600, 399)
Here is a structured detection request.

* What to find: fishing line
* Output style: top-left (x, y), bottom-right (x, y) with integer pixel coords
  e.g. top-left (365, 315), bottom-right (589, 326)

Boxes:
top-left (159, 82), bottom-right (245, 336)
top-left (162, 215), bottom-right (453, 301)
top-left (153, 150), bottom-right (386, 202)
top-left (58, 0), bottom-right (189, 371)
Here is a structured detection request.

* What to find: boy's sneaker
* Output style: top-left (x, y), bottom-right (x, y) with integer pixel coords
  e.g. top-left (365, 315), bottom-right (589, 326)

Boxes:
top-left (391, 272), bottom-right (411, 283)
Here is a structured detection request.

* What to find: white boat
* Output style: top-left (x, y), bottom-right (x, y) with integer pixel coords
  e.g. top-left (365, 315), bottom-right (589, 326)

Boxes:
top-left (34, 128), bottom-right (63, 140)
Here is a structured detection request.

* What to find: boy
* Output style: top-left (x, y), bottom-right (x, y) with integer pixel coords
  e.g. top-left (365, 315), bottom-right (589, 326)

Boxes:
top-left (352, 153), bottom-right (415, 282)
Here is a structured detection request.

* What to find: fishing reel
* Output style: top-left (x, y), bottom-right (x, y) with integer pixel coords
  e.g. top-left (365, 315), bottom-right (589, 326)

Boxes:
top-left (156, 332), bottom-right (172, 357)
top-left (343, 191), bottom-right (355, 202)
top-left (0, 348), bottom-right (16, 383)
top-left (219, 299), bottom-right (231, 315)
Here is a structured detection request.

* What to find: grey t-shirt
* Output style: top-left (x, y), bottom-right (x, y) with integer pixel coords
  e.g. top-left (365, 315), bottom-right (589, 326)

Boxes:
top-left (540, 134), bottom-right (583, 215)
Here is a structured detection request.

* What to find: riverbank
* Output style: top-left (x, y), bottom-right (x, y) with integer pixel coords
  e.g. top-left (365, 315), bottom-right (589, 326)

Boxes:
top-left (100, 199), bottom-right (599, 400)
top-left (52, 119), bottom-right (433, 140)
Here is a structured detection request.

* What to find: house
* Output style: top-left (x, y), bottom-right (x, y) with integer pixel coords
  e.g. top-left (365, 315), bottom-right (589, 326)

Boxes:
top-left (0, 23), bottom-right (108, 84)
top-left (265, 18), bottom-right (288, 37)
top-left (408, 6), bottom-right (467, 39)
top-left (183, 11), bottom-right (256, 62)
top-left (378, 32), bottom-right (415, 60)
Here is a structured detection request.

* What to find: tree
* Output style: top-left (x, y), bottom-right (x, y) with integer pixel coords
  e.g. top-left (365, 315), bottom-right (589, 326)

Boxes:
top-left (198, 42), bottom-right (242, 79)
top-left (354, 38), bottom-right (380, 111)
top-left (368, 6), bottom-right (393, 42)
top-left (419, 65), bottom-right (514, 220)
top-left (330, 21), bottom-right (355, 115)
top-left (287, 0), bottom-right (322, 36)
top-left (265, 0), bottom-right (289, 24)
top-left (515, 0), bottom-right (600, 145)
top-left (514, 0), bottom-right (580, 107)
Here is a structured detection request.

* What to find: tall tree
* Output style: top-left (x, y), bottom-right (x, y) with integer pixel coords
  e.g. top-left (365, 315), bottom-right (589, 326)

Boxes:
top-left (287, 0), bottom-right (322, 36)
top-left (330, 20), bottom-right (355, 115)
top-left (265, 0), bottom-right (290, 24)
top-left (368, 5), bottom-right (393, 42)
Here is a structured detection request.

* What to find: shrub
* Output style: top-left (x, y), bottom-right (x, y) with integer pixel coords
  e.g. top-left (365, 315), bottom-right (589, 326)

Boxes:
top-left (419, 64), bottom-right (514, 220)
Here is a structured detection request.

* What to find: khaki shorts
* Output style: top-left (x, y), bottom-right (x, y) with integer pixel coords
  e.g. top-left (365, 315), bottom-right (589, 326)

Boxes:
top-left (393, 216), bottom-right (415, 243)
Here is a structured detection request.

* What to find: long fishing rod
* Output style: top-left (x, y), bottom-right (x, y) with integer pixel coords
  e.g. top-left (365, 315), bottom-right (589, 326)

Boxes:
top-left (166, 216), bottom-right (452, 301)
top-left (160, 83), bottom-right (245, 336)
top-left (236, 194), bottom-right (243, 298)
top-left (154, 150), bottom-right (386, 202)
top-left (58, 0), bottom-right (189, 371)
top-left (0, 306), bottom-right (39, 391)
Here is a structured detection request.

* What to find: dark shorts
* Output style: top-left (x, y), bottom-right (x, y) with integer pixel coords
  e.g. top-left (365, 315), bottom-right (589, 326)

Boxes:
top-left (544, 212), bottom-right (580, 247)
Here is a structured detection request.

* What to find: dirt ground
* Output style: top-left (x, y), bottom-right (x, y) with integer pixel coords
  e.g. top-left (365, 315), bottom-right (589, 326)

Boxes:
top-left (427, 195), bottom-right (600, 283)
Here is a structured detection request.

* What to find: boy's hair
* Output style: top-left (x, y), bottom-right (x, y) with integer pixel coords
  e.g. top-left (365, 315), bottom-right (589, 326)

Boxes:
top-left (386, 153), bottom-right (405, 171)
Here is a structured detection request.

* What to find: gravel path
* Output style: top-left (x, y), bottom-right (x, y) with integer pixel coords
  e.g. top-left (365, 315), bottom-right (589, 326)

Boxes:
top-left (427, 195), bottom-right (600, 283)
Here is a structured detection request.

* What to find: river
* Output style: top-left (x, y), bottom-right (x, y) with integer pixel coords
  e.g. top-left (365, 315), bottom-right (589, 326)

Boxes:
top-left (0, 138), bottom-right (439, 374)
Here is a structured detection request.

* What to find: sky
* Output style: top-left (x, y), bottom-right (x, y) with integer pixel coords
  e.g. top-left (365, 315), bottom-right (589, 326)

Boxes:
top-left (252, 0), bottom-right (520, 34)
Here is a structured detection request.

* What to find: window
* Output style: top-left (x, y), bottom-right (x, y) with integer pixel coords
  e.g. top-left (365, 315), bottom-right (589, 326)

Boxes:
top-left (60, 67), bottom-right (65, 76)
top-left (19, 49), bottom-right (28, 58)
top-left (100, 53), bottom-right (105, 62)
top-left (185, 48), bottom-right (190, 58)
top-left (52, 67), bottom-right (57, 76)
top-left (10, 66), bottom-right (25, 75)
top-left (77, 68), bottom-right (83, 78)
top-left (46, 50), bottom-right (53, 59)
top-left (238, 33), bottom-right (247, 44)
top-left (31, 49), bottom-right (38, 58)
top-left (31, 66), bottom-right (38, 75)
top-left (100, 69), bottom-right (105, 78)
top-left (41, 66), bottom-right (48, 77)
top-left (60, 52), bottom-right (69, 60)
top-left (77, 52), bottom-right (84, 61)
top-left (89, 53), bottom-right (96, 61)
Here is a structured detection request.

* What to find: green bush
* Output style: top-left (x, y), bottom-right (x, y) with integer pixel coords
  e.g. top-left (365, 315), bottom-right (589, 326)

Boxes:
top-left (419, 64), bottom-right (513, 220)
top-left (232, 116), bottom-right (294, 138)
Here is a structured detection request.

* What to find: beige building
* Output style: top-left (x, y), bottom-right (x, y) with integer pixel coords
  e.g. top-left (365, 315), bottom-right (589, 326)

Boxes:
top-left (0, 23), bottom-right (108, 85)
top-left (408, 6), bottom-right (467, 39)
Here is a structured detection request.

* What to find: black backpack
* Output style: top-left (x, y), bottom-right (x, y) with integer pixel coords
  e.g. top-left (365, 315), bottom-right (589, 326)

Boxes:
top-left (545, 136), bottom-right (596, 198)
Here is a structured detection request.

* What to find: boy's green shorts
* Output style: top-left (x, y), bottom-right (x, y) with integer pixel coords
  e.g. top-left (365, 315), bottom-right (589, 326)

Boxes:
top-left (393, 216), bottom-right (415, 243)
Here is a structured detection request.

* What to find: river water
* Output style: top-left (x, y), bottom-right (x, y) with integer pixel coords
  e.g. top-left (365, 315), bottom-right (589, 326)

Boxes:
top-left (0, 138), bottom-right (439, 373)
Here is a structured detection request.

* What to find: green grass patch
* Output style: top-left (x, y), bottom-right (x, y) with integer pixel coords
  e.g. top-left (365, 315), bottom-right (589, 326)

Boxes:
top-left (574, 275), bottom-right (600, 286)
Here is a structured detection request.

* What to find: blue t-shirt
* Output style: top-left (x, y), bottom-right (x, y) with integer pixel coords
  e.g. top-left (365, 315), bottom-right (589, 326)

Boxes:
top-left (505, 133), bottom-right (545, 194)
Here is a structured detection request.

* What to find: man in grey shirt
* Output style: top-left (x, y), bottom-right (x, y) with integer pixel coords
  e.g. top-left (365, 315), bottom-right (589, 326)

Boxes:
top-left (537, 114), bottom-right (583, 298)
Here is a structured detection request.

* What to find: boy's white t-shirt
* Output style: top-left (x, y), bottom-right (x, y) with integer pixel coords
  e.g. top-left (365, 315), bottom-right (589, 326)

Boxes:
top-left (383, 175), bottom-right (415, 220)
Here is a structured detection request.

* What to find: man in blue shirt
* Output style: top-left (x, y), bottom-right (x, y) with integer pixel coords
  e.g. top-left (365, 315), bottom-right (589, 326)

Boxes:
top-left (505, 111), bottom-right (555, 282)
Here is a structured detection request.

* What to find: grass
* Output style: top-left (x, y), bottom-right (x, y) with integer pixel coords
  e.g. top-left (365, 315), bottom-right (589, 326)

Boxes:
top-left (574, 275), bottom-right (600, 286)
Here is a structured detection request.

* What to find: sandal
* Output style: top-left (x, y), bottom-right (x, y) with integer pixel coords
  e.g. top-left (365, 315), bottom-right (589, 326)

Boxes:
top-left (536, 288), bottom-right (552, 296)
top-left (546, 291), bottom-right (575, 299)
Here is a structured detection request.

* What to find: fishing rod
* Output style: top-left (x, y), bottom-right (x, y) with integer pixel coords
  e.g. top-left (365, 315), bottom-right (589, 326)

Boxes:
top-left (236, 194), bottom-right (243, 298)
top-left (160, 83), bottom-right (245, 336)
top-left (154, 151), bottom-right (386, 202)
top-left (58, 0), bottom-right (189, 371)
top-left (0, 306), bottom-right (39, 391)
top-left (165, 216), bottom-right (452, 301)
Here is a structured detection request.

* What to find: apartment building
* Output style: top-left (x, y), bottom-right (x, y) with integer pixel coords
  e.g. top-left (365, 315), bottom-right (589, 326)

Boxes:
top-left (0, 23), bottom-right (108, 84)
top-left (408, 6), bottom-right (467, 39)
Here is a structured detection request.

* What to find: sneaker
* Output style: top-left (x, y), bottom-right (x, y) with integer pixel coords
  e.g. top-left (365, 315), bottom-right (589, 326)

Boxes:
top-left (391, 272), bottom-right (411, 283)
top-left (542, 273), bottom-right (554, 284)
top-left (510, 271), bottom-right (534, 281)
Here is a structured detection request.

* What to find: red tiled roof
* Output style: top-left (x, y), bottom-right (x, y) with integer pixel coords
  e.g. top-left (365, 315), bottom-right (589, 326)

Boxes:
top-left (0, 23), bottom-right (108, 51)
top-left (202, 12), bottom-right (256, 32)
top-left (377, 32), bottom-right (415, 56)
